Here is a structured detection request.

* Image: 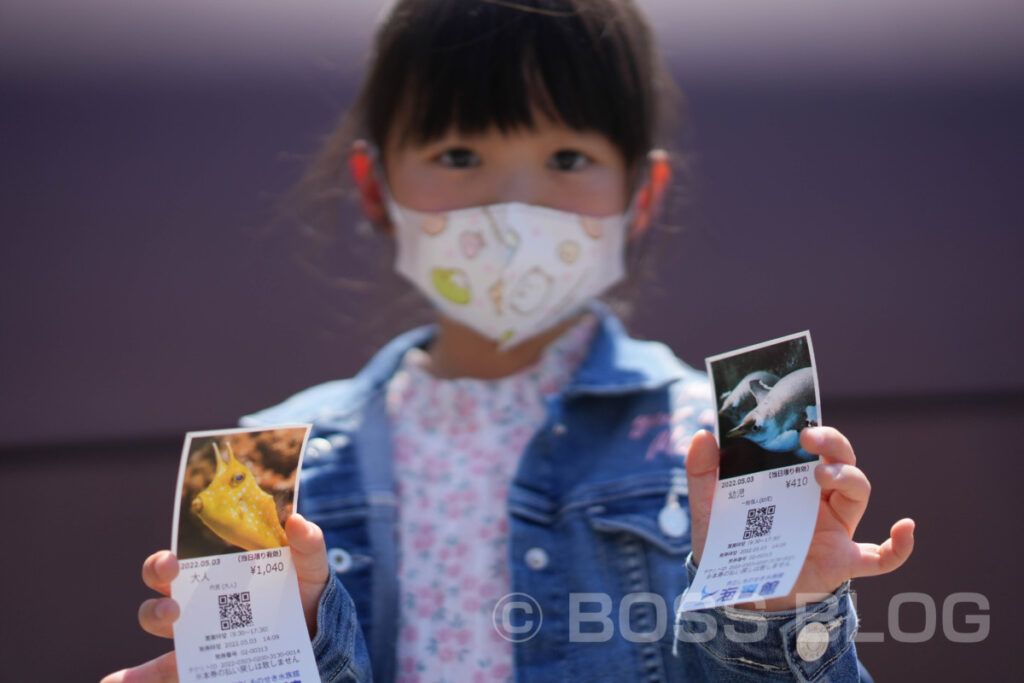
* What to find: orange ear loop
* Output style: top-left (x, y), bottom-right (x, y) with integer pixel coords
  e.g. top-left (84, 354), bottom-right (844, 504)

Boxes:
top-left (348, 146), bottom-right (387, 229)
top-left (348, 147), bottom-right (379, 201)
top-left (650, 155), bottom-right (672, 201)
top-left (629, 155), bottom-right (671, 239)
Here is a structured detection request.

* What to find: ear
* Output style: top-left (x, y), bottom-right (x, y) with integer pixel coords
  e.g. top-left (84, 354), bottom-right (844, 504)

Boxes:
top-left (628, 149), bottom-right (672, 241)
top-left (348, 140), bottom-right (392, 234)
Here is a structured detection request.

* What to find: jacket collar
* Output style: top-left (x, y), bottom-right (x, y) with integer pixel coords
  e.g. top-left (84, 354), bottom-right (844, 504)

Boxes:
top-left (349, 301), bottom-right (687, 405)
top-left (564, 302), bottom-right (689, 396)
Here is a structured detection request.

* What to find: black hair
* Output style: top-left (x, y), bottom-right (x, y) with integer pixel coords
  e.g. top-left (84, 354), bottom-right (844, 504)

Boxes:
top-left (301, 0), bottom-right (680, 221)
top-left (356, 0), bottom-right (674, 169)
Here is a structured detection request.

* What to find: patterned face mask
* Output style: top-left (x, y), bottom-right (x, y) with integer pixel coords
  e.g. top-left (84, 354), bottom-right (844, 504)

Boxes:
top-left (387, 197), bottom-right (629, 349)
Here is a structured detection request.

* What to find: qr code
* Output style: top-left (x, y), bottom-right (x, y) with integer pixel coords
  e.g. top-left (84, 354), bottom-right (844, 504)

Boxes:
top-left (218, 592), bottom-right (252, 631)
top-left (743, 505), bottom-right (776, 539)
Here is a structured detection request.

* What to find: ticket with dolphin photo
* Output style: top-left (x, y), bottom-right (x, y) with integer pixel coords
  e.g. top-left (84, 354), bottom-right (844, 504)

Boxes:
top-left (170, 425), bottom-right (320, 683)
top-left (679, 332), bottom-right (822, 612)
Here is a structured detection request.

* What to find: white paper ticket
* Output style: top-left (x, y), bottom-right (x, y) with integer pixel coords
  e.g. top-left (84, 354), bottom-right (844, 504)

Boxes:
top-left (170, 425), bottom-right (321, 683)
top-left (680, 332), bottom-right (822, 611)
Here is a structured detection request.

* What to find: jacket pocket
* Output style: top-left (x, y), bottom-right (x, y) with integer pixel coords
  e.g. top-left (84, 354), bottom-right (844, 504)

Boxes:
top-left (585, 490), bottom-right (691, 557)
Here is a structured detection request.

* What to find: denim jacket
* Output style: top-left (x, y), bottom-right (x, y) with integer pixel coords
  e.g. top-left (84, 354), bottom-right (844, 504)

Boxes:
top-left (242, 305), bottom-right (866, 682)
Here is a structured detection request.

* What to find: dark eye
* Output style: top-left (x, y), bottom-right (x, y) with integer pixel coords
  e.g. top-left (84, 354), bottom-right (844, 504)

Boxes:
top-left (549, 149), bottom-right (589, 171)
top-left (437, 148), bottom-right (480, 169)
top-left (230, 473), bottom-right (245, 486)
top-left (751, 424), bottom-right (761, 432)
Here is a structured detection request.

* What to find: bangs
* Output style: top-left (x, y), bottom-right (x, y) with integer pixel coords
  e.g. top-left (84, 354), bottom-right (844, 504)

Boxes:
top-left (360, 0), bottom-right (656, 166)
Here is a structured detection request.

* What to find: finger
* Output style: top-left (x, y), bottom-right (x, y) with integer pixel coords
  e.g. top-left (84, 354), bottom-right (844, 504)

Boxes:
top-left (684, 430), bottom-right (719, 564)
top-left (99, 651), bottom-right (178, 683)
top-left (142, 551), bottom-right (179, 596)
top-left (288, 514), bottom-right (329, 587)
top-left (138, 597), bottom-right (179, 639)
top-left (814, 462), bottom-right (871, 535)
top-left (286, 513), bottom-right (329, 633)
top-left (852, 518), bottom-right (916, 578)
top-left (801, 427), bottom-right (856, 466)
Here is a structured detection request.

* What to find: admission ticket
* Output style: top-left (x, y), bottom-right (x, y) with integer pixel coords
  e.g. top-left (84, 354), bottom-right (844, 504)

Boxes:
top-left (170, 425), bottom-right (320, 683)
top-left (679, 332), bottom-right (822, 611)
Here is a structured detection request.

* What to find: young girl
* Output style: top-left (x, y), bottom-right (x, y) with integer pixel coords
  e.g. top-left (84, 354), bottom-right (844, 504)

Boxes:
top-left (105, 1), bottom-right (914, 681)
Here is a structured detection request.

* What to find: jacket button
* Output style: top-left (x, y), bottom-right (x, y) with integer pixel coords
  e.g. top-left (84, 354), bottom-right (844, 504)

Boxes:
top-left (307, 437), bottom-right (332, 459)
top-left (327, 547), bottom-right (353, 573)
top-left (658, 504), bottom-right (689, 538)
top-left (552, 423), bottom-right (567, 436)
top-left (795, 621), bottom-right (829, 662)
top-left (524, 547), bottom-right (549, 570)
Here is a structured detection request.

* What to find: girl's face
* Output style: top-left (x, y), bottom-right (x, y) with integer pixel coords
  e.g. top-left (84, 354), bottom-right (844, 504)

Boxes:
top-left (383, 110), bottom-right (631, 217)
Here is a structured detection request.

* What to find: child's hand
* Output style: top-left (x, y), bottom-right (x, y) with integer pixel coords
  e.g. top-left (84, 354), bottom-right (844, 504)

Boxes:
top-left (685, 426), bottom-right (915, 611)
top-left (100, 514), bottom-right (329, 683)
top-left (287, 514), bottom-right (332, 631)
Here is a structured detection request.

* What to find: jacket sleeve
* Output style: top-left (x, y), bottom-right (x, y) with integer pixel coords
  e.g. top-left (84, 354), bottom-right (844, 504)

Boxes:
top-left (310, 572), bottom-right (373, 682)
top-left (674, 554), bottom-right (870, 682)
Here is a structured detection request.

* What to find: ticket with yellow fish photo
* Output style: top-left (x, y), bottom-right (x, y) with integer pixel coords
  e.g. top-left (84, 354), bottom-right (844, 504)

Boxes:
top-left (679, 332), bottom-right (822, 612)
top-left (170, 424), bottom-right (320, 683)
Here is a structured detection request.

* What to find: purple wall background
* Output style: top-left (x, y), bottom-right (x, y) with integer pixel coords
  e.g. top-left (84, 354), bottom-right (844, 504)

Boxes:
top-left (2, 1), bottom-right (1023, 679)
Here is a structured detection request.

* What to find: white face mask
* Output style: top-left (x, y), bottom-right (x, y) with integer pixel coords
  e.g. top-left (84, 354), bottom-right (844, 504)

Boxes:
top-left (387, 197), bottom-right (628, 349)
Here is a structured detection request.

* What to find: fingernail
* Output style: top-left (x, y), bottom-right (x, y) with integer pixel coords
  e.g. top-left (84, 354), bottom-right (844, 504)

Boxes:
top-left (156, 601), bottom-right (171, 619)
top-left (825, 463), bottom-right (843, 478)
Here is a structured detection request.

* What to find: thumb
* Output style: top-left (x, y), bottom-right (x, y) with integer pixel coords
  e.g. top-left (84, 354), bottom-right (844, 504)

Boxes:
top-left (286, 513), bottom-right (329, 635)
top-left (100, 651), bottom-right (178, 683)
top-left (685, 430), bottom-right (719, 565)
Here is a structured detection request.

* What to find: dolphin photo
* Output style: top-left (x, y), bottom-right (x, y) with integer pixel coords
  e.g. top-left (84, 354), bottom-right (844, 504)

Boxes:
top-left (172, 427), bottom-right (306, 560)
top-left (707, 332), bottom-right (821, 480)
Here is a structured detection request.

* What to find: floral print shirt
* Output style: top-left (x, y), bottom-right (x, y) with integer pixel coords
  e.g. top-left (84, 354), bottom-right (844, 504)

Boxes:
top-left (386, 315), bottom-right (597, 683)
